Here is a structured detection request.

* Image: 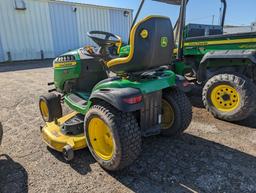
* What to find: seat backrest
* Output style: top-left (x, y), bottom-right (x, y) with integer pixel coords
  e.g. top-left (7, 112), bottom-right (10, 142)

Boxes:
top-left (107, 16), bottom-right (174, 73)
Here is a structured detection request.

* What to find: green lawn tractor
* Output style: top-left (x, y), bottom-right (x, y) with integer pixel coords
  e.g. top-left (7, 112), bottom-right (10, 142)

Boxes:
top-left (39, 16), bottom-right (192, 171)
top-left (130, 0), bottom-right (256, 122)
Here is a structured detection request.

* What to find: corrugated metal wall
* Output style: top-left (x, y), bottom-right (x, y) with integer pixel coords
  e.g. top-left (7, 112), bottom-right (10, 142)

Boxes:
top-left (0, 0), bottom-right (54, 61)
top-left (49, 2), bottom-right (79, 56)
top-left (76, 5), bottom-right (111, 47)
top-left (110, 9), bottom-right (132, 44)
top-left (0, 0), bottom-right (132, 62)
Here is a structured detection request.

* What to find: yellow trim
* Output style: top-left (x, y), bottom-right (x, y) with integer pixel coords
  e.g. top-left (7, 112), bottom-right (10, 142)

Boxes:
top-left (54, 61), bottom-right (77, 68)
top-left (107, 15), bottom-right (168, 68)
top-left (184, 38), bottom-right (256, 47)
top-left (210, 84), bottom-right (240, 112)
top-left (114, 34), bottom-right (122, 54)
top-left (88, 117), bottom-right (114, 161)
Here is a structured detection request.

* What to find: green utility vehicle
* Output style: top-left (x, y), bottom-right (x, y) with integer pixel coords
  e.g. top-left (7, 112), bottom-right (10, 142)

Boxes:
top-left (129, 0), bottom-right (256, 121)
top-left (39, 15), bottom-right (192, 171)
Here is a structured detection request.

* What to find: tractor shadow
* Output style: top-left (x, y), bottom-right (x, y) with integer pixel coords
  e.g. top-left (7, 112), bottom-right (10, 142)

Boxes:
top-left (235, 112), bottom-right (256, 129)
top-left (47, 147), bottom-right (95, 175)
top-left (0, 154), bottom-right (28, 193)
top-left (0, 59), bottom-right (52, 73)
top-left (110, 134), bottom-right (256, 193)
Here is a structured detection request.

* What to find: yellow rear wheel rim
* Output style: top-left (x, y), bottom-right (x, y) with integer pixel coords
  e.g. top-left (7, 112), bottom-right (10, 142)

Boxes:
top-left (88, 117), bottom-right (114, 161)
top-left (161, 99), bottom-right (175, 129)
top-left (210, 84), bottom-right (240, 112)
top-left (40, 100), bottom-right (49, 121)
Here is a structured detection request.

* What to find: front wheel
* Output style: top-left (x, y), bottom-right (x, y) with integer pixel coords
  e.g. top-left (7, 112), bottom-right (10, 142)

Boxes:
top-left (161, 88), bottom-right (192, 136)
top-left (84, 102), bottom-right (141, 171)
top-left (202, 73), bottom-right (256, 121)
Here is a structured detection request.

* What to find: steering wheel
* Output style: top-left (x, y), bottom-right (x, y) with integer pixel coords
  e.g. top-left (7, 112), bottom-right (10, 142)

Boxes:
top-left (87, 31), bottom-right (121, 48)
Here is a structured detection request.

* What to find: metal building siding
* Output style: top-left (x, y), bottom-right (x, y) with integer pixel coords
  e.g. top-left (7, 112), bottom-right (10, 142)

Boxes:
top-left (109, 9), bottom-right (132, 43)
top-left (0, 37), bottom-right (4, 62)
top-left (0, 0), bottom-right (54, 61)
top-left (0, 0), bottom-right (132, 61)
top-left (76, 6), bottom-right (111, 47)
top-left (49, 2), bottom-right (79, 56)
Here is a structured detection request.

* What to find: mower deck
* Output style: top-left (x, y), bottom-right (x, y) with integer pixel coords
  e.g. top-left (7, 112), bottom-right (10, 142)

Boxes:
top-left (41, 112), bottom-right (87, 152)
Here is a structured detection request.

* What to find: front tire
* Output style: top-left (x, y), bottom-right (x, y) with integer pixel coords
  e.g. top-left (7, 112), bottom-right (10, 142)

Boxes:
top-left (85, 102), bottom-right (141, 171)
top-left (203, 73), bottom-right (256, 121)
top-left (161, 88), bottom-right (192, 136)
top-left (39, 93), bottom-right (62, 122)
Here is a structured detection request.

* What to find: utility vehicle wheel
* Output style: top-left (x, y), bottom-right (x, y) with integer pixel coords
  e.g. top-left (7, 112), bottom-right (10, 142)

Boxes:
top-left (203, 73), bottom-right (256, 121)
top-left (161, 88), bottom-right (192, 136)
top-left (85, 102), bottom-right (141, 171)
top-left (39, 93), bottom-right (62, 122)
top-left (63, 145), bottom-right (74, 161)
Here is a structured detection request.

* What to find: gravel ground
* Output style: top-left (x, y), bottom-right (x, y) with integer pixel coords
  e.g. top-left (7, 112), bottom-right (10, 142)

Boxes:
top-left (0, 61), bottom-right (255, 193)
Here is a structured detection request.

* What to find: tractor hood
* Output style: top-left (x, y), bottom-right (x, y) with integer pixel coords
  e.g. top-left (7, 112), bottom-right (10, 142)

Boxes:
top-left (152, 0), bottom-right (182, 5)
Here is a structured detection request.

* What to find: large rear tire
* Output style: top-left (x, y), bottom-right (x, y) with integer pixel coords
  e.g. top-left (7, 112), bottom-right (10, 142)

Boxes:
top-left (85, 102), bottom-right (141, 171)
top-left (203, 73), bottom-right (256, 121)
top-left (161, 88), bottom-right (192, 136)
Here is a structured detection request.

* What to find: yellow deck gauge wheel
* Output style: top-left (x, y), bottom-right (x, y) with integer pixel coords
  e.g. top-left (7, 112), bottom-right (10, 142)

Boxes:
top-left (161, 99), bottom-right (175, 129)
top-left (210, 84), bottom-right (240, 112)
top-left (39, 100), bottom-right (49, 121)
top-left (88, 117), bottom-right (114, 161)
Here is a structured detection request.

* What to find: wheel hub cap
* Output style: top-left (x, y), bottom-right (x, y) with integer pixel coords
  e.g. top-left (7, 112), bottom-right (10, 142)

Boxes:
top-left (88, 118), bottom-right (114, 161)
top-left (161, 99), bottom-right (175, 129)
top-left (210, 84), bottom-right (240, 112)
top-left (39, 100), bottom-right (49, 121)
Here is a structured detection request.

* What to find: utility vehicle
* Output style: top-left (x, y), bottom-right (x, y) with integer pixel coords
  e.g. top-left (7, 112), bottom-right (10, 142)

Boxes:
top-left (39, 14), bottom-right (192, 171)
top-left (125, 0), bottom-right (256, 121)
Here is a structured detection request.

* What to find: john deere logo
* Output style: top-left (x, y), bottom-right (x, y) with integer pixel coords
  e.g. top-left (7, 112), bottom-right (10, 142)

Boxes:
top-left (161, 37), bottom-right (168, 48)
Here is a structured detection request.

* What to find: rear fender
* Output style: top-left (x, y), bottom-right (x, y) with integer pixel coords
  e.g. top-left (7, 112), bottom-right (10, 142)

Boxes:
top-left (90, 87), bottom-right (144, 112)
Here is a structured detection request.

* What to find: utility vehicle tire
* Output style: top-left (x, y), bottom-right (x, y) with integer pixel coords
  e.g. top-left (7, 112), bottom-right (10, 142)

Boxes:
top-left (161, 88), bottom-right (192, 136)
top-left (85, 102), bottom-right (141, 171)
top-left (203, 73), bottom-right (256, 121)
top-left (39, 93), bottom-right (62, 122)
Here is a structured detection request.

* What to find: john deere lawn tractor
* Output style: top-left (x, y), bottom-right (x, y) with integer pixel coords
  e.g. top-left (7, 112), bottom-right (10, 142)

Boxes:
top-left (39, 16), bottom-right (192, 171)
top-left (126, 0), bottom-right (256, 122)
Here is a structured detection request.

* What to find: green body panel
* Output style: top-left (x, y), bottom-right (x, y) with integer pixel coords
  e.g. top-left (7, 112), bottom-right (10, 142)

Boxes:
top-left (183, 33), bottom-right (256, 58)
top-left (93, 70), bottom-right (176, 94)
top-left (173, 32), bottom-right (256, 75)
top-left (54, 50), bottom-right (81, 90)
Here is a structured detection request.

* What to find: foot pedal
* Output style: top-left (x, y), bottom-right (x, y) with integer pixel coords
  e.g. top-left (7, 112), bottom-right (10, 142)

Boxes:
top-left (62, 114), bottom-right (84, 135)
top-left (68, 94), bottom-right (87, 106)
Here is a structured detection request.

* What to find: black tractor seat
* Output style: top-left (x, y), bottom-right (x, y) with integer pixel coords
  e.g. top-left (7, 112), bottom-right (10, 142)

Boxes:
top-left (106, 16), bottom-right (175, 74)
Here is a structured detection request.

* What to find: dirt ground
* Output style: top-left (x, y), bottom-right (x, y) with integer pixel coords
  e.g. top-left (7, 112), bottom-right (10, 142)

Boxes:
top-left (0, 61), bottom-right (255, 193)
